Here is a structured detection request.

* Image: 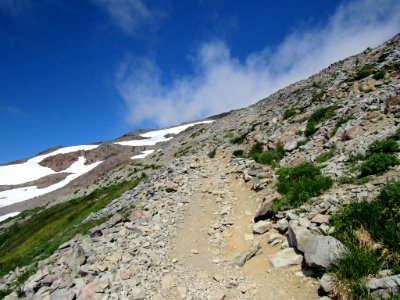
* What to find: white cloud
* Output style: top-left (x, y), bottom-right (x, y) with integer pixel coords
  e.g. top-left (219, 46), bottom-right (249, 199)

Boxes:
top-left (116, 0), bottom-right (400, 127)
top-left (95, 0), bottom-right (155, 35)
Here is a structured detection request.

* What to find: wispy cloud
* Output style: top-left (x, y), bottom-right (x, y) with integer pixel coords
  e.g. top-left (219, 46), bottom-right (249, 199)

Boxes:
top-left (116, 0), bottom-right (400, 127)
top-left (94, 0), bottom-right (160, 36)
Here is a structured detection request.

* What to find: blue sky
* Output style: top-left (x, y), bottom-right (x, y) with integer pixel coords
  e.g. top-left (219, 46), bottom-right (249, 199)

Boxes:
top-left (0, 0), bottom-right (399, 164)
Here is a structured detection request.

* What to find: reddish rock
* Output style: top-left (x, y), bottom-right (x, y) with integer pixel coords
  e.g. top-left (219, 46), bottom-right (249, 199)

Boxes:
top-left (254, 192), bottom-right (280, 221)
top-left (311, 214), bottom-right (330, 224)
top-left (342, 126), bottom-right (365, 140)
top-left (129, 208), bottom-right (145, 222)
top-left (39, 152), bottom-right (81, 172)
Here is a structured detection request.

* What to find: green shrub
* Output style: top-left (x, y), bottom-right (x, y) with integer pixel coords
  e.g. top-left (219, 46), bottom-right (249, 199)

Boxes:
top-left (337, 176), bottom-right (370, 185)
top-left (373, 70), bottom-right (386, 80)
top-left (252, 144), bottom-right (285, 166)
top-left (316, 149), bottom-right (335, 163)
top-left (367, 139), bottom-right (400, 155)
top-left (328, 247), bottom-right (382, 298)
top-left (232, 150), bottom-right (244, 157)
top-left (353, 66), bottom-right (373, 80)
top-left (283, 108), bottom-right (297, 119)
top-left (389, 128), bottom-right (400, 141)
top-left (248, 142), bottom-right (264, 156)
top-left (272, 163), bottom-right (333, 211)
top-left (230, 132), bottom-right (248, 144)
top-left (305, 105), bottom-right (337, 137)
top-left (333, 115), bottom-right (351, 133)
top-left (207, 148), bottom-right (217, 158)
top-left (360, 153), bottom-right (398, 177)
top-left (296, 138), bottom-right (309, 148)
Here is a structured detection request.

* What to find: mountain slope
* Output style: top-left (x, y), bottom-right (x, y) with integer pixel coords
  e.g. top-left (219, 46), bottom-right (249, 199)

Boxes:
top-left (0, 33), bottom-right (400, 299)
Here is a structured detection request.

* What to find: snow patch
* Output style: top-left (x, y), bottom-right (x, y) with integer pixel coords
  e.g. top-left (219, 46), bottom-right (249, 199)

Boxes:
top-left (0, 211), bottom-right (20, 223)
top-left (0, 145), bottom-right (99, 185)
top-left (116, 121), bottom-right (213, 147)
top-left (131, 150), bottom-right (155, 159)
top-left (0, 158), bottom-right (102, 207)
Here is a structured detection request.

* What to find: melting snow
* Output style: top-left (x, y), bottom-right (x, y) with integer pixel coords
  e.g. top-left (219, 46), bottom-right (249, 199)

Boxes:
top-left (131, 150), bottom-right (155, 159)
top-left (0, 211), bottom-right (20, 223)
top-left (0, 157), bottom-right (102, 207)
top-left (0, 145), bottom-right (99, 185)
top-left (115, 121), bottom-right (213, 147)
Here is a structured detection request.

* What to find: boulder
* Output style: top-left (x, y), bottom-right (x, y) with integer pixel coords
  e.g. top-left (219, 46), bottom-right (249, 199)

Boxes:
top-left (269, 248), bottom-right (303, 269)
top-left (287, 223), bottom-right (314, 252)
top-left (303, 236), bottom-right (347, 269)
top-left (275, 219), bottom-right (289, 233)
top-left (254, 193), bottom-right (279, 221)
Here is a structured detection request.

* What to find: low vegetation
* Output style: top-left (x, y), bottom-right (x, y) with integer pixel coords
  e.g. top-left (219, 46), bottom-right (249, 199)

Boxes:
top-left (316, 149), bottom-right (335, 163)
top-left (272, 163), bottom-right (333, 212)
top-left (230, 131), bottom-right (249, 144)
top-left (0, 175), bottom-right (146, 291)
top-left (283, 107), bottom-right (297, 119)
top-left (232, 150), bottom-right (244, 157)
top-left (305, 105), bottom-right (337, 137)
top-left (207, 147), bottom-right (217, 158)
top-left (251, 143), bottom-right (285, 166)
top-left (329, 181), bottom-right (400, 298)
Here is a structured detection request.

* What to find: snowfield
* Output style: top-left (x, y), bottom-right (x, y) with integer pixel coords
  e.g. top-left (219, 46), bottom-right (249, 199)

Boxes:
top-left (115, 121), bottom-right (213, 147)
top-left (0, 145), bottom-right (99, 185)
top-left (0, 157), bottom-right (102, 208)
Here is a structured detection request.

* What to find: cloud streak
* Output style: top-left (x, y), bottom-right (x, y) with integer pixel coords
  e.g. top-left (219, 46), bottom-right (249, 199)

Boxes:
top-left (116, 0), bottom-right (400, 127)
top-left (95, 0), bottom-right (158, 36)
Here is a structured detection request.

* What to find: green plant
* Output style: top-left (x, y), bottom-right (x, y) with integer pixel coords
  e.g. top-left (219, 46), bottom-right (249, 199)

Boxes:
top-left (332, 115), bottom-right (352, 135)
top-left (232, 150), bottom-right (244, 157)
top-left (272, 163), bottom-right (333, 211)
top-left (174, 146), bottom-right (192, 157)
top-left (353, 66), bottom-right (374, 81)
top-left (248, 142), bottom-right (264, 156)
top-left (373, 70), bottom-right (386, 80)
top-left (230, 132), bottom-right (248, 144)
top-left (296, 138), bottom-right (309, 148)
top-left (328, 181), bottom-right (400, 298)
top-left (207, 147), bottom-right (217, 158)
top-left (305, 105), bottom-right (337, 137)
top-left (283, 108), bottom-right (297, 119)
top-left (252, 143), bottom-right (285, 166)
top-left (337, 176), bottom-right (370, 185)
top-left (360, 153), bottom-right (398, 177)
top-left (316, 149), bottom-right (335, 163)
top-left (367, 139), bottom-right (400, 155)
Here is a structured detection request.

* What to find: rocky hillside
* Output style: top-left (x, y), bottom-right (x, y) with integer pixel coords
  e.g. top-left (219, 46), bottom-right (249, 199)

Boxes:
top-left (1, 34), bottom-right (400, 299)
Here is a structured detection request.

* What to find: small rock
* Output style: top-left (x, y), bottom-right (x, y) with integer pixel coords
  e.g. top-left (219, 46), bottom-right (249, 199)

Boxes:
top-left (253, 220), bottom-right (272, 234)
top-left (320, 273), bottom-right (336, 293)
top-left (229, 242), bottom-right (261, 267)
top-left (269, 248), bottom-right (303, 269)
top-left (287, 223), bottom-right (314, 252)
top-left (311, 214), bottom-right (330, 224)
top-left (131, 287), bottom-right (146, 299)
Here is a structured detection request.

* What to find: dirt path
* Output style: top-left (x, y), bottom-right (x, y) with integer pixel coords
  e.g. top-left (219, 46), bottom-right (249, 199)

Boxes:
top-left (169, 151), bottom-right (319, 299)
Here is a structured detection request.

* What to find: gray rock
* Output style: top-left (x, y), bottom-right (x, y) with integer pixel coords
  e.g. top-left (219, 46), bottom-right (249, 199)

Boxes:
top-left (50, 289), bottom-right (76, 300)
top-left (229, 242), bottom-right (261, 267)
top-left (370, 289), bottom-right (392, 300)
top-left (304, 236), bottom-right (347, 269)
top-left (320, 273), bottom-right (336, 293)
top-left (253, 220), bottom-right (272, 234)
top-left (275, 219), bottom-right (289, 233)
top-left (269, 248), bottom-right (303, 269)
top-left (287, 223), bottom-right (314, 252)
top-left (367, 274), bottom-right (400, 290)
top-left (131, 287), bottom-right (146, 299)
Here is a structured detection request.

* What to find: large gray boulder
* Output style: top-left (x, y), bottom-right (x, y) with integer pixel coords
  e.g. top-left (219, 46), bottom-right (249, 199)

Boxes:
top-left (303, 236), bottom-right (347, 269)
top-left (287, 222), bottom-right (314, 252)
